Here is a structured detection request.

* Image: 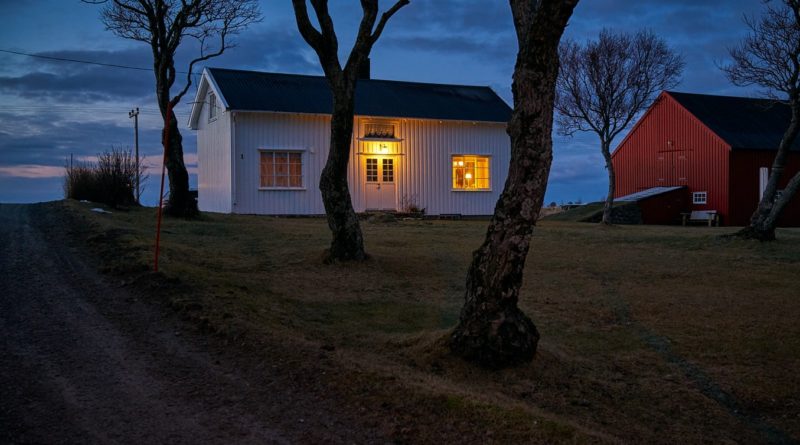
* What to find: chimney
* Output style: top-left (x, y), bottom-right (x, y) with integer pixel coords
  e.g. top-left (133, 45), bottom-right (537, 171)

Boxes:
top-left (358, 57), bottom-right (371, 80)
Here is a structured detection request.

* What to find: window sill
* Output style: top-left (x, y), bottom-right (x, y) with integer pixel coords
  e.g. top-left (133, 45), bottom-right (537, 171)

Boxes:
top-left (258, 187), bottom-right (306, 191)
top-left (451, 188), bottom-right (492, 192)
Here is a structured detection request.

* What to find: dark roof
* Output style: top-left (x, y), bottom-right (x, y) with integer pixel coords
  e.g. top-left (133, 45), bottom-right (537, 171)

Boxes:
top-left (667, 91), bottom-right (800, 151)
top-left (207, 68), bottom-right (511, 123)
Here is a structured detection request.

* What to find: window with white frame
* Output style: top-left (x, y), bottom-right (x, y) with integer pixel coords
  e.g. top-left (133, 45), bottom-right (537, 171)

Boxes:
top-left (452, 155), bottom-right (490, 190)
top-left (208, 93), bottom-right (217, 121)
top-left (692, 191), bottom-right (707, 204)
top-left (260, 151), bottom-right (303, 188)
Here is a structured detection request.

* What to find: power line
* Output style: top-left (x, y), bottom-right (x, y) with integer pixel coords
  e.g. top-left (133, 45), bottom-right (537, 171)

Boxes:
top-left (0, 48), bottom-right (196, 75)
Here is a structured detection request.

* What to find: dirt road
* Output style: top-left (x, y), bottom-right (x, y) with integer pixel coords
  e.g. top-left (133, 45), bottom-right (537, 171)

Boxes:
top-left (0, 204), bottom-right (380, 444)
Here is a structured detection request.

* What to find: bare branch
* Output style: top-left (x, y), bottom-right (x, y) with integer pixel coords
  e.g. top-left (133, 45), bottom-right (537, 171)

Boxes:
top-left (370, 0), bottom-right (410, 45)
top-left (555, 28), bottom-right (684, 145)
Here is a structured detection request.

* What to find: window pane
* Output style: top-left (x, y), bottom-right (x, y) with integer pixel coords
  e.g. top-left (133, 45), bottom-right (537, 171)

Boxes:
top-left (260, 153), bottom-right (274, 187)
top-left (382, 158), bottom-right (394, 182)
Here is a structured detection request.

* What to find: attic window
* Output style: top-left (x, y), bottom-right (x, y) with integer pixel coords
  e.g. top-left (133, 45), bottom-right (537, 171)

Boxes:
top-left (364, 122), bottom-right (395, 139)
top-left (208, 93), bottom-right (217, 121)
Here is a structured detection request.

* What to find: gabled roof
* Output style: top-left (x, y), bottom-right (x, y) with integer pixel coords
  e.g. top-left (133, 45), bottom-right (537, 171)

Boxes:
top-left (616, 186), bottom-right (685, 202)
top-left (667, 91), bottom-right (800, 151)
top-left (191, 67), bottom-right (511, 126)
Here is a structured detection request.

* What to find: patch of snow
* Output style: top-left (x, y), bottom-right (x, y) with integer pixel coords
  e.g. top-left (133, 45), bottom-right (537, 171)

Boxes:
top-left (90, 208), bottom-right (112, 214)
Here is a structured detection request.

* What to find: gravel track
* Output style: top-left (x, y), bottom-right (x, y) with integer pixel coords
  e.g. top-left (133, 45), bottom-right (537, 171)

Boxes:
top-left (0, 204), bottom-right (380, 444)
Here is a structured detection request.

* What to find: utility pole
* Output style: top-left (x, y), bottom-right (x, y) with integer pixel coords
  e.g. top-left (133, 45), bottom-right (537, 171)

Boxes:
top-left (129, 107), bottom-right (140, 203)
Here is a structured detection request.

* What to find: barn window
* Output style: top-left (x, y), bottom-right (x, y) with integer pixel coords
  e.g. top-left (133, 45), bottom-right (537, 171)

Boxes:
top-left (259, 151), bottom-right (303, 189)
top-left (208, 93), bottom-right (217, 121)
top-left (692, 191), bottom-right (707, 205)
top-left (452, 155), bottom-right (490, 190)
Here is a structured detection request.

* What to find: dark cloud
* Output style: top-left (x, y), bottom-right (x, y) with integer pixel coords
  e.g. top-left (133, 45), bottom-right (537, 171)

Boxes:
top-left (200, 28), bottom-right (320, 74)
top-left (389, 0), bottom-right (512, 34)
top-left (0, 48), bottom-right (154, 103)
top-left (0, 111), bottom-right (164, 166)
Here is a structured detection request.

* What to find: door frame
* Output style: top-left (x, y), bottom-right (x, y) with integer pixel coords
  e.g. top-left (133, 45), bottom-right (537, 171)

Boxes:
top-left (363, 155), bottom-right (398, 211)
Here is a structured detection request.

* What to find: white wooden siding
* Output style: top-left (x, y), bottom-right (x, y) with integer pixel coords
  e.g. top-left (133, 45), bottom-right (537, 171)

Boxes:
top-left (232, 113), bottom-right (329, 215)
top-left (225, 112), bottom-right (509, 215)
top-left (196, 95), bottom-right (233, 213)
top-left (377, 118), bottom-right (508, 215)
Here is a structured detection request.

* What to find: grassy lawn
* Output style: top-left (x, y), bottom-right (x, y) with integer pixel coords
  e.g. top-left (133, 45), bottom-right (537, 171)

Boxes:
top-left (58, 200), bottom-right (800, 443)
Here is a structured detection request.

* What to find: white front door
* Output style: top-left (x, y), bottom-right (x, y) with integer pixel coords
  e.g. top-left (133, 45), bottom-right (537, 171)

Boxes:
top-left (365, 157), bottom-right (396, 211)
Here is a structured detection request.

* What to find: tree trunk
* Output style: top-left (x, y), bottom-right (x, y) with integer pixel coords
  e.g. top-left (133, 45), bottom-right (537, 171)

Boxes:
top-left (601, 140), bottom-right (615, 225)
top-left (450, 0), bottom-right (577, 368)
top-left (159, 105), bottom-right (198, 218)
top-left (319, 88), bottom-right (366, 262)
top-left (734, 103), bottom-right (799, 241)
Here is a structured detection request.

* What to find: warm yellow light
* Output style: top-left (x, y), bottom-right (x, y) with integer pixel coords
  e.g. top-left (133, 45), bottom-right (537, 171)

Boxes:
top-left (452, 161), bottom-right (458, 167)
top-left (465, 172), bottom-right (473, 180)
top-left (458, 161), bottom-right (464, 167)
top-left (380, 144), bottom-right (388, 153)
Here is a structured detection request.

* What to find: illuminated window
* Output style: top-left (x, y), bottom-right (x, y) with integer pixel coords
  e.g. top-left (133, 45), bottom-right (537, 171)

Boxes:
top-left (692, 191), bottom-right (707, 204)
top-left (260, 151), bottom-right (303, 188)
top-left (208, 93), bottom-right (217, 121)
top-left (452, 155), bottom-right (490, 190)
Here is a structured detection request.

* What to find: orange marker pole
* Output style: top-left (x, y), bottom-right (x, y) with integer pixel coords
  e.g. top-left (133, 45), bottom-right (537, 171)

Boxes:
top-left (154, 101), bottom-right (171, 272)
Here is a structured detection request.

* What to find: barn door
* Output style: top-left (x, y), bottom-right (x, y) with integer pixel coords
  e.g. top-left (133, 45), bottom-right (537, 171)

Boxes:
top-left (364, 157), bottom-right (397, 211)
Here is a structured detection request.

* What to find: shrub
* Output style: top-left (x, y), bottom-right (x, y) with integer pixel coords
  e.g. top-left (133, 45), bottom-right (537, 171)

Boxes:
top-left (64, 149), bottom-right (146, 208)
top-left (400, 194), bottom-right (426, 215)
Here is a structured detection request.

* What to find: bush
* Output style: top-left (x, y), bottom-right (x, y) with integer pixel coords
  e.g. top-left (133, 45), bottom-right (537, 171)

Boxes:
top-left (64, 149), bottom-right (146, 208)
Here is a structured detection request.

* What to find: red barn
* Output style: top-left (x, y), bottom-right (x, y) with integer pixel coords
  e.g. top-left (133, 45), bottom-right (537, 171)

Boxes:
top-left (612, 91), bottom-right (800, 226)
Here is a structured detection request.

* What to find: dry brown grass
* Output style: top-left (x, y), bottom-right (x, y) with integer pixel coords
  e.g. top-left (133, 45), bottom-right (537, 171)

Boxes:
top-left (60, 200), bottom-right (800, 443)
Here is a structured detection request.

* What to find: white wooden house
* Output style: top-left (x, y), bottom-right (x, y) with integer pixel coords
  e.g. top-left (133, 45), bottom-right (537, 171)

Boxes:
top-left (188, 67), bottom-right (512, 216)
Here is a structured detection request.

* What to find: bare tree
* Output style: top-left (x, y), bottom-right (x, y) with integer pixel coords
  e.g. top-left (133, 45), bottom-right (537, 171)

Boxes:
top-left (291, 0), bottom-right (408, 262)
top-left (723, 0), bottom-right (800, 241)
top-left (89, 0), bottom-right (261, 217)
top-left (449, 0), bottom-right (578, 368)
top-left (556, 29), bottom-right (684, 224)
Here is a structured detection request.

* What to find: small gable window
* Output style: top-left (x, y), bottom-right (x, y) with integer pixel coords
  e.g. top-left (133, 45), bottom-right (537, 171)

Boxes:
top-left (208, 93), bottom-right (217, 121)
top-left (692, 191), bottom-right (707, 205)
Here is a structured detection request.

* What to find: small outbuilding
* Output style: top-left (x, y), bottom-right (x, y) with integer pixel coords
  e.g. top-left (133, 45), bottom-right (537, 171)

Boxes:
top-left (612, 91), bottom-right (800, 226)
top-left (188, 67), bottom-right (512, 216)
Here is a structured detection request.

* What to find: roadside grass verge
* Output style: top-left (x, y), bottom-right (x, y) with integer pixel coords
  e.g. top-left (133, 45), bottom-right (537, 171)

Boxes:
top-left (55, 200), bottom-right (800, 443)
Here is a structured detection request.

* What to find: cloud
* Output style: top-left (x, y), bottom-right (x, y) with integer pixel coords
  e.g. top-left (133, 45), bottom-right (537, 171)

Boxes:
top-left (0, 164), bottom-right (64, 178)
top-left (0, 48), bottom-right (154, 103)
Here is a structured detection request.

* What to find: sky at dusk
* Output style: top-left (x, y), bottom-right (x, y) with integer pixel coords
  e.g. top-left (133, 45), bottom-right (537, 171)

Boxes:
top-left (0, 0), bottom-right (765, 206)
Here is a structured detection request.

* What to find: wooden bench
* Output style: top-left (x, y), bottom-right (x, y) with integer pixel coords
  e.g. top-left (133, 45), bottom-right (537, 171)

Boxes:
top-left (682, 210), bottom-right (719, 227)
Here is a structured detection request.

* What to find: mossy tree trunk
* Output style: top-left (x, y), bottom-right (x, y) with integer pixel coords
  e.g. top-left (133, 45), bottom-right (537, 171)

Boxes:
top-left (450, 0), bottom-right (578, 368)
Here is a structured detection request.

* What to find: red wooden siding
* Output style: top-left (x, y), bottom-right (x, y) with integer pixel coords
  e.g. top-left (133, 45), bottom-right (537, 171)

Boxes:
top-left (728, 150), bottom-right (800, 226)
top-left (612, 93), bottom-right (731, 222)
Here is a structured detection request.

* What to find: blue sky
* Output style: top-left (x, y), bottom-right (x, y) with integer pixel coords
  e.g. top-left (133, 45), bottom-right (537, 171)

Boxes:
top-left (0, 0), bottom-right (763, 206)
